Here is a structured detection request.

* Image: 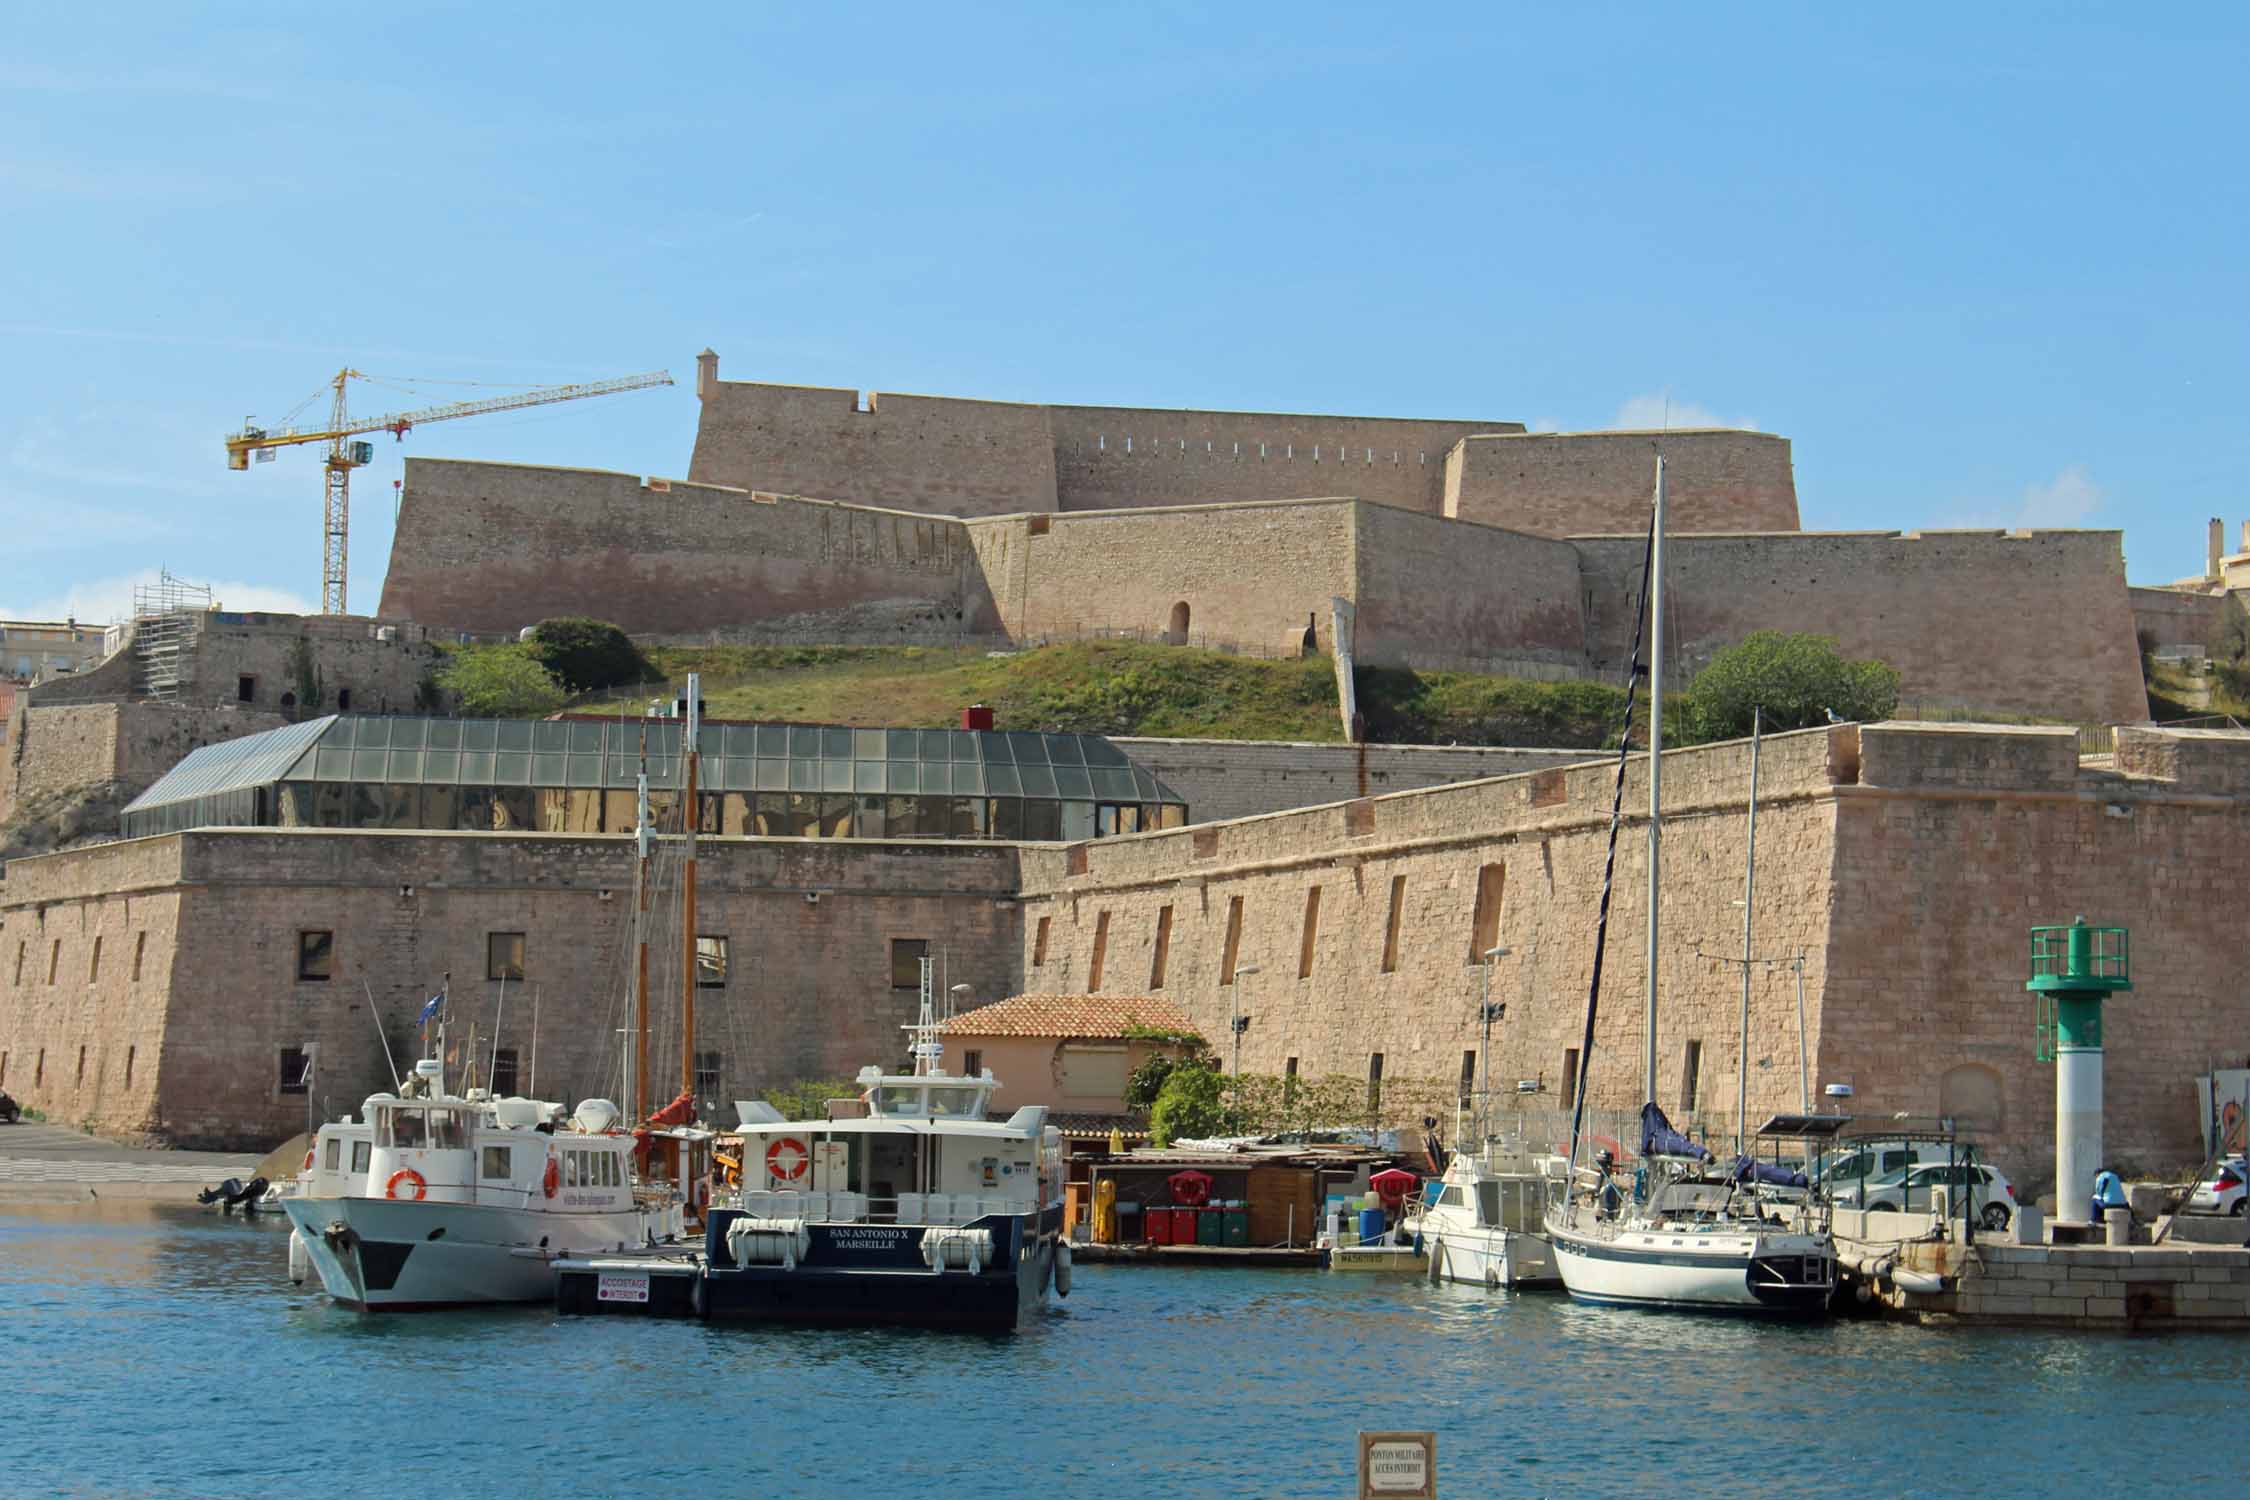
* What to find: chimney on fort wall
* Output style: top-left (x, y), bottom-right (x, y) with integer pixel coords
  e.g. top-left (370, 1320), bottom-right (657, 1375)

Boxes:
top-left (2210, 517), bottom-right (2225, 579)
top-left (696, 348), bottom-right (719, 402)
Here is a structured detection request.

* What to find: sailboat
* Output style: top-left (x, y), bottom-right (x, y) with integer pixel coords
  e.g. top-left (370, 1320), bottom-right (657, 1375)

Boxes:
top-left (1542, 457), bottom-right (1837, 1316)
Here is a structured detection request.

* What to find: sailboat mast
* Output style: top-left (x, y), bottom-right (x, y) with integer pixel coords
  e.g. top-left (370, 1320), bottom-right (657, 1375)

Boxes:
top-left (1737, 705), bottom-right (1761, 1155)
top-left (680, 673), bottom-right (701, 1106)
top-left (1644, 455), bottom-right (1665, 1107)
top-left (633, 721), bottom-right (650, 1124)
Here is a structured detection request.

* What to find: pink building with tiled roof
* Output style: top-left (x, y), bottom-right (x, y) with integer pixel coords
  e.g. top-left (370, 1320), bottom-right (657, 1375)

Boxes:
top-left (940, 993), bottom-right (1203, 1134)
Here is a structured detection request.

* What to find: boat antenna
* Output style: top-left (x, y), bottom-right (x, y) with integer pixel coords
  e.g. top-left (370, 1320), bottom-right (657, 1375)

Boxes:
top-left (1563, 469), bottom-right (1660, 1173)
top-left (362, 979), bottom-right (402, 1091)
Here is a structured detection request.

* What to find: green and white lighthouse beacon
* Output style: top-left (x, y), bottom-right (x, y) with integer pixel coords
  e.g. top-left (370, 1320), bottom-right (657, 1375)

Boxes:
top-left (2027, 917), bottom-right (2131, 1223)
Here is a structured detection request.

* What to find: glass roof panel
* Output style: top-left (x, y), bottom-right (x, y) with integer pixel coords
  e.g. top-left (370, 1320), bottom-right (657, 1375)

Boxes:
top-left (918, 730), bottom-right (950, 761)
top-left (1082, 738), bottom-right (1130, 767)
top-left (986, 764), bottom-right (1022, 796)
top-left (1045, 735), bottom-right (1086, 766)
top-left (1092, 767), bottom-right (1137, 801)
top-left (853, 729), bottom-right (885, 760)
top-left (921, 763), bottom-right (951, 796)
top-left (1054, 766), bottom-right (1094, 799)
top-left (120, 715), bottom-right (338, 816)
top-left (1019, 764), bottom-right (1057, 798)
top-left (1005, 732), bottom-right (1046, 764)
top-left (977, 732), bottom-right (1013, 764)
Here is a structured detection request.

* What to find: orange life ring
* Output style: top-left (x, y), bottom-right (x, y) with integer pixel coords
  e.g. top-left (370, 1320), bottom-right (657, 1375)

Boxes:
top-left (384, 1167), bottom-right (428, 1201)
top-left (543, 1155), bottom-right (560, 1199)
top-left (765, 1136), bottom-right (810, 1183)
top-left (302, 1149), bottom-right (315, 1173)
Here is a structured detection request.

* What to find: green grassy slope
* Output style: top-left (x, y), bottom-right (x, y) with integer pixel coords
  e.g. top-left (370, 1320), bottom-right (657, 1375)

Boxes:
top-left (576, 642), bottom-right (1637, 748)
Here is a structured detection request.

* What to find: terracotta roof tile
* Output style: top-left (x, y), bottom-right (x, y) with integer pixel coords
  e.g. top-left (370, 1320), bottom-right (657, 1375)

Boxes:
top-left (941, 992), bottom-right (1200, 1041)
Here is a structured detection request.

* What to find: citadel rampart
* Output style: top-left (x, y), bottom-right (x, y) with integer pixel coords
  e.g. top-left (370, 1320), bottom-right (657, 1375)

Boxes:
top-left (379, 459), bottom-right (998, 642)
top-left (1445, 429), bottom-right (1799, 535)
top-left (1014, 722), bottom-right (2250, 1185)
top-left (1574, 528), bottom-right (2145, 724)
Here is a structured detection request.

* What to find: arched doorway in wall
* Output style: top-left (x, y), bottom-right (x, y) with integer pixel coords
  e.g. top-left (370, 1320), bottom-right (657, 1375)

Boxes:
top-left (279, 691), bottom-right (297, 719)
top-left (336, 688), bottom-right (352, 712)
top-left (1166, 601), bottom-right (1191, 646)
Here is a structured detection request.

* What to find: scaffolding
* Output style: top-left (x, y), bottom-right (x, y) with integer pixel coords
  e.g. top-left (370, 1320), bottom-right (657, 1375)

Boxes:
top-left (132, 570), bottom-right (213, 701)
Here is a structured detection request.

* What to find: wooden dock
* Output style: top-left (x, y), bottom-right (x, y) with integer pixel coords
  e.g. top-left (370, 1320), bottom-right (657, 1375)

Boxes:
top-left (1071, 1241), bottom-right (1324, 1268)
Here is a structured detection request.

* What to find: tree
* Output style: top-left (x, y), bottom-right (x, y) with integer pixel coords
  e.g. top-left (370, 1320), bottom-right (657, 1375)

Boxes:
top-left (526, 617), bottom-right (651, 695)
top-left (1148, 1062), bottom-right (1232, 1147)
top-left (437, 645), bottom-right (567, 717)
top-left (1682, 631), bottom-right (1900, 742)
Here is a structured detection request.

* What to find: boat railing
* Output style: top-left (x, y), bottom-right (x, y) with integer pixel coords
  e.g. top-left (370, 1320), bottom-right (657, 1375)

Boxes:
top-left (735, 1189), bottom-right (1030, 1225)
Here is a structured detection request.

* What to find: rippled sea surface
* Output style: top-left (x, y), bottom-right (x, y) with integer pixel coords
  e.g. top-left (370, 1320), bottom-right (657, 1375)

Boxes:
top-left (6, 1202), bottom-right (2245, 1499)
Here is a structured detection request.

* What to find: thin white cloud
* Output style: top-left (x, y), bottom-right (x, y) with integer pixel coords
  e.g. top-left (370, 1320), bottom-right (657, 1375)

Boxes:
top-left (2012, 463), bottom-right (2103, 527)
top-left (1609, 392), bottom-right (1761, 433)
top-left (0, 569), bottom-right (316, 625)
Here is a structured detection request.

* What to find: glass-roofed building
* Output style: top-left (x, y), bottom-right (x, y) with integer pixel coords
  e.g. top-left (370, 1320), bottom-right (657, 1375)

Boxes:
top-left (119, 715), bottom-right (1190, 842)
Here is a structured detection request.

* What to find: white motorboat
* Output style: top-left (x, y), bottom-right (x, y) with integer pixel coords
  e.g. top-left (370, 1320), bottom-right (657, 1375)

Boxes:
top-left (283, 1065), bottom-right (683, 1311)
top-left (1544, 455), bottom-right (1836, 1316)
top-left (1412, 1141), bottom-right (1565, 1289)
top-left (668, 960), bottom-right (1069, 1332)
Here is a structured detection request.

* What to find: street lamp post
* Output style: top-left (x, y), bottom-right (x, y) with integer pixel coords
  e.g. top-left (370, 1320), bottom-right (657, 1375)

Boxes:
top-left (1229, 962), bottom-right (1260, 1082)
top-left (1477, 945), bottom-right (1511, 1143)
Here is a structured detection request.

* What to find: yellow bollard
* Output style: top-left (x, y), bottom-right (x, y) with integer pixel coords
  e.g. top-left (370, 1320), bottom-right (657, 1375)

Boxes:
top-left (1093, 1178), bottom-right (1118, 1244)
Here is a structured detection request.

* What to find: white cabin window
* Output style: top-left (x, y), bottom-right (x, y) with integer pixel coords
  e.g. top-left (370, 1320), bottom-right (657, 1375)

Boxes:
top-left (925, 1087), bottom-right (980, 1117)
top-left (323, 1138), bottom-right (340, 1171)
top-left (351, 1140), bottom-right (370, 1174)
top-left (379, 1109), bottom-right (426, 1149)
top-left (566, 1152), bottom-right (581, 1188)
top-left (481, 1146), bottom-right (512, 1181)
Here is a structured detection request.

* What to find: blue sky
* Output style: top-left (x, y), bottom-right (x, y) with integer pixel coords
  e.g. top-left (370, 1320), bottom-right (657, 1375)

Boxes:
top-left (5, 5), bottom-right (2246, 620)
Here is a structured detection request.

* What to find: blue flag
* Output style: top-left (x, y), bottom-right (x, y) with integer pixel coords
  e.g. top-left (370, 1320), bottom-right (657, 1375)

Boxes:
top-left (417, 994), bottom-right (444, 1025)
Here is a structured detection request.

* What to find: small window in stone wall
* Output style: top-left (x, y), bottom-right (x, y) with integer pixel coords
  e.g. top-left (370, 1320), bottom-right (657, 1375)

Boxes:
top-left (0, 1051), bottom-right (7, 1086)
top-left (1468, 863), bottom-right (1506, 965)
top-left (47, 939), bottom-right (60, 986)
top-left (131, 932), bottom-right (146, 983)
top-left (1088, 912), bottom-right (1110, 992)
top-left (1380, 876), bottom-right (1406, 974)
top-left (696, 935), bottom-right (729, 988)
top-left (1219, 896), bottom-right (1244, 984)
top-left (297, 931), bottom-right (334, 982)
top-left (1460, 1049), bottom-right (1477, 1105)
top-left (694, 1050), bottom-right (723, 1096)
top-left (76, 1046), bottom-right (86, 1086)
top-left (1681, 1039), bottom-right (1703, 1112)
top-left (487, 931), bottom-right (526, 982)
top-left (1367, 1052), bottom-right (1385, 1113)
top-left (36, 1049), bottom-right (46, 1085)
top-left (1032, 916), bottom-right (1051, 968)
top-left (1298, 886), bottom-right (1322, 979)
top-left (890, 938), bottom-right (929, 990)
top-left (124, 1046), bottom-right (135, 1088)
top-left (490, 1047), bottom-right (519, 1097)
top-left (963, 1049), bottom-right (983, 1078)
top-left (279, 1046), bottom-right (311, 1095)
top-left (1150, 905), bottom-right (1173, 990)
top-left (1561, 1048), bottom-right (1580, 1110)
top-left (11, 941), bottom-right (21, 986)
top-left (237, 675), bottom-right (257, 704)
top-left (87, 936), bottom-right (102, 984)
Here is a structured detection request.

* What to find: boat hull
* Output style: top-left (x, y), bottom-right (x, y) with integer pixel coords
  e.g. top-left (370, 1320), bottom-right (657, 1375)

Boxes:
top-left (692, 1206), bottom-right (1061, 1333)
top-left (1547, 1218), bottom-right (1832, 1315)
top-left (281, 1195), bottom-right (653, 1311)
top-left (1420, 1226), bottom-right (1559, 1288)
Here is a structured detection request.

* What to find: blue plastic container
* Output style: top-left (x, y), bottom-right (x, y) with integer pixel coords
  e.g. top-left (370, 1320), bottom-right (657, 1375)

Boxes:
top-left (1358, 1206), bottom-right (1388, 1244)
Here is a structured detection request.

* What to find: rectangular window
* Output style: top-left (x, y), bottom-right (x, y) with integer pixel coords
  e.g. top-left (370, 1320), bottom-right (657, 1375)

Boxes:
top-left (87, 936), bottom-right (102, 984)
top-left (297, 930), bottom-right (334, 983)
top-left (12, 942), bottom-right (21, 986)
top-left (1682, 1039), bottom-right (1703, 1112)
top-left (490, 1047), bottom-right (519, 1097)
top-left (481, 1146), bottom-right (513, 1181)
top-left (566, 1151), bottom-right (581, 1189)
top-left (237, 674), bottom-right (257, 703)
top-left (696, 935), bottom-right (729, 988)
top-left (1298, 886), bottom-right (1322, 979)
top-left (1088, 911), bottom-right (1110, 991)
top-left (1033, 915), bottom-right (1051, 968)
top-left (1150, 904), bottom-right (1173, 990)
top-left (890, 938), bottom-right (929, 990)
top-left (1561, 1048), bottom-right (1580, 1108)
top-left (1460, 1049), bottom-right (1478, 1105)
top-left (1219, 896), bottom-right (1244, 984)
top-left (695, 1050), bottom-right (723, 1096)
top-left (0, 1052), bottom-right (8, 1086)
top-left (124, 1046), bottom-right (135, 1088)
top-left (963, 1048), bottom-right (983, 1078)
top-left (36, 1050), bottom-right (45, 1085)
top-left (1381, 876), bottom-right (1406, 974)
top-left (487, 931), bottom-right (526, 982)
top-left (76, 1046), bottom-right (87, 1086)
top-left (324, 1137), bottom-right (341, 1171)
top-left (1367, 1052), bottom-right (1385, 1114)
top-left (131, 932), bottom-right (146, 982)
top-left (1468, 862), bottom-right (1506, 963)
top-left (1283, 1056), bottom-right (1299, 1105)
top-left (279, 1046), bottom-right (311, 1095)
top-left (48, 939), bottom-right (60, 986)
top-left (351, 1139), bottom-right (371, 1175)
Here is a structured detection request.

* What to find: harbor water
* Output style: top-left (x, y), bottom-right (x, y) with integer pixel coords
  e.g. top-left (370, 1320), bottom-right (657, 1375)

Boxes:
top-left (7, 1201), bottom-right (2246, 1499)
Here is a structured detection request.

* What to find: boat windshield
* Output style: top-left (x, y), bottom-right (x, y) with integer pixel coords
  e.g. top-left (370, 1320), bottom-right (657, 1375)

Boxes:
top-left (924, 1087), bottom-right (982, 1118)
top-left (378, 1105), bottom-right (470, 1150)
top-left (873, 1085), bottom-right (924, 1115)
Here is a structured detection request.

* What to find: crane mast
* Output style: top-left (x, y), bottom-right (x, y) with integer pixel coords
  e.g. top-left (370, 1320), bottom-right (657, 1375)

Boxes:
top-left (225, 366), bottom-right (673, 614)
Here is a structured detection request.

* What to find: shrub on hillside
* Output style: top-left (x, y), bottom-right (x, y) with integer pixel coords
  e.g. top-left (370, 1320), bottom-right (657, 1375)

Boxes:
top-left (1682, 631), bottom-right (1900, 742)
top-left (437, 645), bottom-right (567, 718)
top-left (526, 617), bottom-right (651, 695)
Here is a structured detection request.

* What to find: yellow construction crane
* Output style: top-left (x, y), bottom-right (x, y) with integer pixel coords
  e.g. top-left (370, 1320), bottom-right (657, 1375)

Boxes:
top-left (225, 367), bottom-right (674, 614)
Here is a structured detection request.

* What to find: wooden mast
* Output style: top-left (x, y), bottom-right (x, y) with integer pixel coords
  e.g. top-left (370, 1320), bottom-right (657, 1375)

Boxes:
top-left (680, 673), bottom-right (701, 1107)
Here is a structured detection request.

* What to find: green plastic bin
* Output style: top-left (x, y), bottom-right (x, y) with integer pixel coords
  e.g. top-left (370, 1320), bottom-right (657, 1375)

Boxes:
top-left (1223, 1202), bottom-right (1249, 1247)
top-left (1195, 1205), bottom-right (1225, 1246)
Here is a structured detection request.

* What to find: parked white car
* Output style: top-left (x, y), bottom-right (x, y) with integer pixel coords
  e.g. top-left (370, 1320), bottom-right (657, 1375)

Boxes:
top-left (1816, 1141), bottom-right (1949, 1192)
top-left (2187, 1159), bottom-right (2246, 1216)
top-left (1843, 1162), bottom-right (2017, 1229)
